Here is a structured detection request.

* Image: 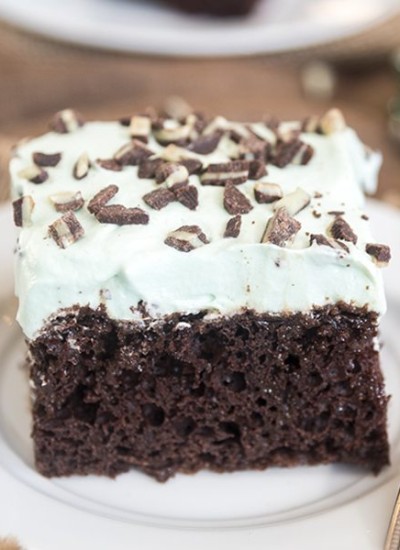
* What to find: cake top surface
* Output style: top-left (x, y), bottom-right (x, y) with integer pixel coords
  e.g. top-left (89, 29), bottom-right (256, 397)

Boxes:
top-left (10, 107), bottom-right (390, 339)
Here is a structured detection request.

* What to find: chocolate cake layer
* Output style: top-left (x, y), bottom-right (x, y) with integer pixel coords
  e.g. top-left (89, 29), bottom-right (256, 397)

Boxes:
top-left (30, 305), bottom-right (389, 481)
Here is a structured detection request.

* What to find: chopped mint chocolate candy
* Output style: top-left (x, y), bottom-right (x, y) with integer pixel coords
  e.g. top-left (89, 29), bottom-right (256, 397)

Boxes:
top-left (114, 140), bottom-right (154, 166)
top-left (238, 135), bottom-right (267, 161)
top-left (96, 158), bottom-right (122, 171)
top-left (95, 205), bottom-right (149, 225)
top-left (174, 185), bottom-right (199, 210)
top-left (189, 132), bottom-right (222, 155)
top-left (248, 160), bottom-right (267, 180)
top-left (165, 225), bottom-right (209, 252)
top-left (365, 243), bottom-right (391, 267)
top-left (224, 182), bottom-right (253, 215)
top-left (138, 158), bottom-right (165, 179)
top-left (12, 195), bottom-right (34, 227)
top-left (155, 163), bottom-right (189, 189)
top-left (143, 188), bottom-right (175, 210)
top-left (224, 215), bottom-right (241, 238)
top-left (88, 185), bottom-right (119, 214)
top-left (201, 160), bottom-right (249, 186)
top-left (302, 115), bottom-right (320, 133)
top-left (159, 143), bottom-right (199, 163)
top-left (254, 182), bottom-right (283, 204)
top-left (33, 152), bottom-right (62, 167)
top-left (50, 109), bottom-right (84, 134)
top-left (273, 187), bottom-right (311, 216)
top-left (261, 208), bottom-right (301, 246)
top-left (320, 108), bottom-right (347, 135)
top-left (328, 217), bottom-right (357, 244)
top-left (50, 191), bottom-right (84, 213)
top-left (18, 165), bottom-right (49, 184)
top-left (48, 211), bottom-right (84, 248)
top-left (273, 139), bottom-right (312, 168)
top-left (129, 115), bottom-right (151, 143)
top-left (291, 142), bottom-right (314, 165)
top-left (153, 122), bottom-right (191, 145)
top-left (310, 233), bottom-right (349, 252)
top-left (179, 158), bottom-right (203, 175)
top-left (73, 153), bottom-right (91, 180)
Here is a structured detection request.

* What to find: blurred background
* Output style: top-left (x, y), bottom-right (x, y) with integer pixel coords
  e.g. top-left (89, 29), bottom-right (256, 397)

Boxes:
top-left (0, 0), bottom-right (400, 205)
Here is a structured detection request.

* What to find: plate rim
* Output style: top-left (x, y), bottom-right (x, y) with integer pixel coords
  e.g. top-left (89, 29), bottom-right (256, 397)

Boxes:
top-left (0, 0), bottom-right (399, 57)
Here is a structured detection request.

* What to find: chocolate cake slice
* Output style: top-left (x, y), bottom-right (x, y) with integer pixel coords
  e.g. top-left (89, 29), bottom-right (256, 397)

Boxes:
top-left (10, 107), bottom-right (391, 481)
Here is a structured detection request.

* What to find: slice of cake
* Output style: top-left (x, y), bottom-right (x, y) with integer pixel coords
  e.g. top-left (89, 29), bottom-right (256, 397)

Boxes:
top-left (10, 107), bottom-right (391, 481)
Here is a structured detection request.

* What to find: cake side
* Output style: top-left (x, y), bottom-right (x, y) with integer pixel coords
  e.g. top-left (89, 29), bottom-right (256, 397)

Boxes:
top-left (30, 305), bottom-right (389, 481)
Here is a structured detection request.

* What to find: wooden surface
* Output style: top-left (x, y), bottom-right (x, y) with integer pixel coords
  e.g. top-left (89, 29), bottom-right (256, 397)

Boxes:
top-left (0, 22), bottom-right (400, 204)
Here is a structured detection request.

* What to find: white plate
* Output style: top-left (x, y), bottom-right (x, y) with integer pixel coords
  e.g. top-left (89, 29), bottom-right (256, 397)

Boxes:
top-left (0, 0), bottom-right (399, 57)
top-left (0, 199), bottom-right (399, 549)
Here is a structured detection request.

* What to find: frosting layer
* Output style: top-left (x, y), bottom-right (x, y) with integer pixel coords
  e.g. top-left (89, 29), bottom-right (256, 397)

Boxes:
top-left (10, 114), bottom-right (386, 339)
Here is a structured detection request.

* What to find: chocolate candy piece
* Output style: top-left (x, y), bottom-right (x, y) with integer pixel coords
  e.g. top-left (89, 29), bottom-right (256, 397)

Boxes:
top-left (48, 211), bottom-right (84, 248)
top-left (224, 182), bottom-right (253, 215)
top-left (95, 205), bottom-right (149, 225)
top-left (365, 243), bottom-right (391, 267)
top-left (88, 185), bottom-right (119, 214)
top-left (261, 208), bottom-right (301, 246)
top-left (50, 109), bottom-right (84, 134)
top-left (50, 191), bottom-right (84, 213)
top-left (73, 153), bottom-right (91, 180)
top-left (328, 217), bottom-right (357, 244)
top-left (200, 160), bottom-right (249, 186)
top-left (165, 225), bottom-right (209, 252)
top-left (33, 152), bottom-right (62, 167)
top-left (273, 187), bottom-right (311, 216)
top-left (254, 182), bottom-right (283, 204)
top-left (13, 195), bottom-right (35, 227)
top-left (143, 188), bottom-right (175, 210)
top-left (224, 215), bottom-right (241, 238)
